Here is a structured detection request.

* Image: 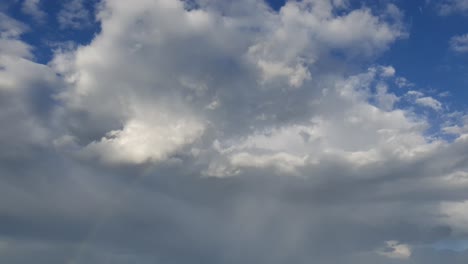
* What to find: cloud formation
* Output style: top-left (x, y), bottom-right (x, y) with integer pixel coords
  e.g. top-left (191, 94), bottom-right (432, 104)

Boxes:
top-left (21, 0), bottom-right (47, 22)
top-left (0, 0), bottom-right (468, 263)
top-left (57, 0), bottom-right (93, 29)
top-left (437, 0), bottom-right (468, 15)
top-left (450, 33), bottom-right (468, 53)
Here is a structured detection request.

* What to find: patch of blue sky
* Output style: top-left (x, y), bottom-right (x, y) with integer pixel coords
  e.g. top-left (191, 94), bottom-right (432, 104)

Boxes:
top-left (377, 0), bottom-right (468, 111)
top-left (2, 0), bottom-right (100, 64)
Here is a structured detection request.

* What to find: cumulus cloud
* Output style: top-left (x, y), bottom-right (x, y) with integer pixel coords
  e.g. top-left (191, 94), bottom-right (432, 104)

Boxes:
top-left (0, 12), bottom-right (60, 161)
top-left (80, 108), bottom-right (205, 165)
top-left (1, 1), bottom-right (468, 264)
top-left (245, 1), bottom-right (404, 89)
top-left (0, 13), bottom-right (31, 58)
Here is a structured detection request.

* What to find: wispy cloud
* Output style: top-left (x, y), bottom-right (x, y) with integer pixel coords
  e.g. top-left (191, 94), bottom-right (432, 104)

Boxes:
top-left (450, 33), bottom-right (468, 53)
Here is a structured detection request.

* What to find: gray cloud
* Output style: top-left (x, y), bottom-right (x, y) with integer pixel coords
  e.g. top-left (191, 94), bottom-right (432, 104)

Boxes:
top-left (0, 0), bottom-right (468, 263)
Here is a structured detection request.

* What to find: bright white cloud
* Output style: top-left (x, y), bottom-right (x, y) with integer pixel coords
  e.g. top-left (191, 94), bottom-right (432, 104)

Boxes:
top-left (80, 109), bottom-right (204, 165)
top-left (246, 1), bottom-right (404, 89)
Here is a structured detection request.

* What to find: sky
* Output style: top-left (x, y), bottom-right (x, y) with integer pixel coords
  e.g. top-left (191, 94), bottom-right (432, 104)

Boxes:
top-left (0, 0), bottom-right (468, 263)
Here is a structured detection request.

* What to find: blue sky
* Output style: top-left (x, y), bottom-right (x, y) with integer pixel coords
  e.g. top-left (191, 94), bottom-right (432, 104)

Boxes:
top-left (1, 1), bottom-right (468, 263)
top-left (379, 1), bottom-right (468, 108)
top-left (1, 0), bottom-right (100, 63)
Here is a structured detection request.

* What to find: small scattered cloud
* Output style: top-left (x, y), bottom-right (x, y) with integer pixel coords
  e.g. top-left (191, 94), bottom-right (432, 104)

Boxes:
top-left (57, 0), bottom-right (92, 30)
top-left (395, 76), bottom-right (414, 88)
top-left (377, 240), bottom-right (412, 259)
top-left (436, 0), bottom-right (468, 15)
top-left (406, 90), bottom-right (425, 98)
top-left (415, 96), bottom-right (443, 111)
top-left (439, 91), bottom-right (451, 97)
top-left (443, 115), bottom-right (468, 135)
top-left (380, 65), bottom-right (396, 77)
top-left (405, 90), bottom-right (444, 111)
top-left (21, 0), bottom-right (46, 23)
top-left (450, 33), bottom-right (468, 53)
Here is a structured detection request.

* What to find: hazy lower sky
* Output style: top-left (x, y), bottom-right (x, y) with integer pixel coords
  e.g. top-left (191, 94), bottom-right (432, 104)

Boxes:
top-left (1, 0), bottom-right (468, 263)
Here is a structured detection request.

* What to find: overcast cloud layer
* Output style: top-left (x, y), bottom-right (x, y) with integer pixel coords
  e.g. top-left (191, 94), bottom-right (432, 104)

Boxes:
top-left (1, 0), bottom-right (468, 263)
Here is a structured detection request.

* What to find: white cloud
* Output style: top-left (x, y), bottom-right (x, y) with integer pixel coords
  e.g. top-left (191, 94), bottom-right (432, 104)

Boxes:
top-left (48, 0), bottom-right (409, 170)
top-left (255, 59), bottom-right (311, 88)
top-left (57, 0), bottom-right (92, 29)
top-left (80, 104), bottom-right (205, 165)
top-left (395, 76), bottom-right (414, 88)
top-left (406, 90), bottom-right (444, 111)
top-left (380, 65), bottom-right (396, 77)
top-left (443, 115), bottom-right (468, 135)
top-left (21, 0), bottom-right (47, 23)
top-left (375, 83), bottom-right (399, 111)
top-left (0, 13), bottom-right (61, 160)
top-left (437, 0), bottom-right (468, 15)
top-left (0, 13), bottom-right (31, 58)
top-left (246, 1), bottom-right (404, 88)
top-left (204, 67), bottom-right (438, 176)
top-left (450, 34), bottom-right (468, 53)
top-left (406, 90), bottom-right (424, 97)
top-left (415, 96), bottom-right (443, 111)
